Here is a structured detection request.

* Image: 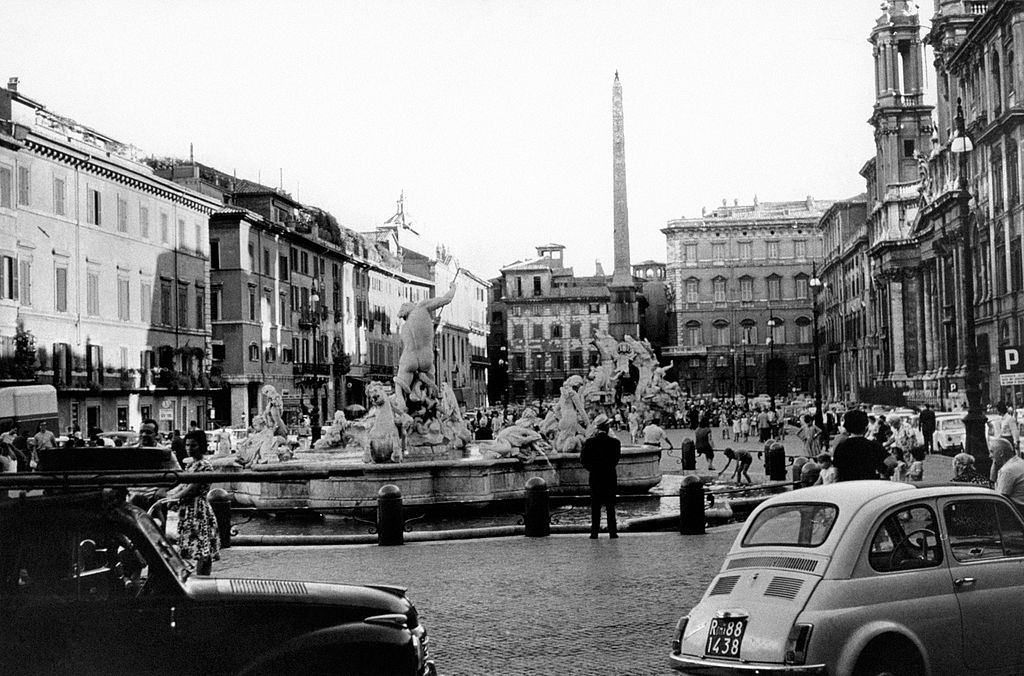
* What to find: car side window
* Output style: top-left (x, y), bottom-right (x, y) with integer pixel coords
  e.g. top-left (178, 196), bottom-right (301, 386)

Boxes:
top-left (869, 505), bottom-right (942, 572)
top-left (945, 500), bottom-right (1024, 561)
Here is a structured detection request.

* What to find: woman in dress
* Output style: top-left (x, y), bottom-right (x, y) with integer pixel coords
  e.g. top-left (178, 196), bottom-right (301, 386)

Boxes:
top-left (168, 430), bottom-right (221, 575)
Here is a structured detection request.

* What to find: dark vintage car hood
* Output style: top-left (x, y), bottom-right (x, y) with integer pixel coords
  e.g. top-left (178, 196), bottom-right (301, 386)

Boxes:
top-left (184, 576), bottom-right (414, 616)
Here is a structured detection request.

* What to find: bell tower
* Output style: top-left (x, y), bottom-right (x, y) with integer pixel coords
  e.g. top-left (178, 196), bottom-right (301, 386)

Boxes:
top-left (869, 1), bottom-right (934, 193)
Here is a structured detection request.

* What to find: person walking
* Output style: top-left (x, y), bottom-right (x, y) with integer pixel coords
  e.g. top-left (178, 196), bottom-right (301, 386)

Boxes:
top-left (797, 414), bottom-right (822, 459)
top-left (996, 403), bottom-right (1020, 452)
top-left (167, 430), bottom-right (221, 574)
top-left (580, 414), bottom-right (621, 539)
top-left (919, 403), bottom-right (936, 454)
top-left (832, 409), bottom-right (888, 481)
top-left (695, 421), bottom-right (715, 471)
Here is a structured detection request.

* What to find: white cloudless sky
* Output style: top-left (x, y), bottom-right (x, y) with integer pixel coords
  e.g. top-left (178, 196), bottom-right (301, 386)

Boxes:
top-left (0, 1), bottom-right (931, 280)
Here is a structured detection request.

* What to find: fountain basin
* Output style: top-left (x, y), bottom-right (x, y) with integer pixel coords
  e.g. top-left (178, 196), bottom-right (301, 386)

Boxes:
top-left (223, 446), bottom-right (662, 510)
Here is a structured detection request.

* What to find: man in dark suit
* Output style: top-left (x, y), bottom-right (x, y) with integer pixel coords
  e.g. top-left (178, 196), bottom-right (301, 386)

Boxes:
top-left (580, 414), bottom-right (621, 538)
top-left (919, 403), bottom-right (936, 454)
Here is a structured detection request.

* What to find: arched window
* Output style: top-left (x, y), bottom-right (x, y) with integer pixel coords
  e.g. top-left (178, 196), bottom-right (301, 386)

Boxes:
top-left (739, 276), bottom-right (754, 302)
top-left (713, 319), bottom-right (730, 346)
top-left (796, 316), bottom-right (812, 344)
top-left (794, 274), bottom-right (809, 300)
top-left (686, 278), bottom-right (699, 303)
top-left (712, 276), bottom-right (727, 304)
top-left (992, 50), bottom-right (1003, 113)
top-left (248, 342), bottom-right (260, 361)
top-left (740, 319), bottom-right (756, 345)
top-left (685, 320), bottom-right (702, 347)
top-left (1006, 50), bottom-right (1016, 101)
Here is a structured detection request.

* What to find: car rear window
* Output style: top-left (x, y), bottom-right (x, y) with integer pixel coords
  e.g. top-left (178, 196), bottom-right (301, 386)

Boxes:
top-left (742, 503), bottom-right (838, 548)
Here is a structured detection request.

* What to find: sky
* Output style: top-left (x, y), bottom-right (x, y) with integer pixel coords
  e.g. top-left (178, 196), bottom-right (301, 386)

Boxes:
top-left (0, 1), bottom-right (933, 280)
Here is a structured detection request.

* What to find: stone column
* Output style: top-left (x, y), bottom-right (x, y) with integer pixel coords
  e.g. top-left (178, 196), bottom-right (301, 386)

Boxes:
top-left (891, 277), bottom-right (908, 379)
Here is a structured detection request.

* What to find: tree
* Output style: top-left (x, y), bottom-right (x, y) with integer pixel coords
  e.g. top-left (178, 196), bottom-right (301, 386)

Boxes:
top-left (0, 322), bottom-right (37, 382)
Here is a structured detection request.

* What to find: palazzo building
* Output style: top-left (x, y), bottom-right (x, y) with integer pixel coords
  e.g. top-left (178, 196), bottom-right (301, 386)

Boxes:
top-left (663, 198), bottom-right (829, 398)
top-left (0, 80), bottom-right (220, 432)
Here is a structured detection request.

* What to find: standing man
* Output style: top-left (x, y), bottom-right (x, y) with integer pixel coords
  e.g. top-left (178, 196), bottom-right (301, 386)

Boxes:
top-left (32, 422), bottom-right (56, 451)
top-left (919, 403), bottom-right (936, 454)
top-left (992, 437), bottom-right (1024, 516)
top-left (757, 408), bottom-right (771, 443)
top-left (580, 414), bottom-right (621, 539)
top-left (832, 409), bottom-right (888, 481)
top-left (996, 403), bottom-right (1020, 452)
top-left (641, 416), bottom-right (672, 458)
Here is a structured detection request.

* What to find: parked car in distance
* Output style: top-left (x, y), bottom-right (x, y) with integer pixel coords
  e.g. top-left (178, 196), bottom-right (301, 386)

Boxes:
top-left (932, 413), bottom-right (965, 455)
top-left (96, 430), bottom-right (140, 447)
top-left (0, 449), bottom-right (436, 676)
top-left (670, 481), bottom-right (1024, 675)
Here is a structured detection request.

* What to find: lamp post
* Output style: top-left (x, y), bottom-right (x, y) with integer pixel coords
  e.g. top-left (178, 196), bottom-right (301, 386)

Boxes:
top-left (310, 289), bottom-right (322, 443)
top-left (730, 347), bottom-right (737, 399)
top-left (950, 97), bottom-right (989, 473)
top-left (809, 267), bottom-right (828, 447)
top-left (766, 317), bottom-right (777, 410)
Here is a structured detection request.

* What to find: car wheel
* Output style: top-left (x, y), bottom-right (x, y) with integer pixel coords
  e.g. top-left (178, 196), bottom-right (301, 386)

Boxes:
top-left (853, 639), bottom-right (924, 676)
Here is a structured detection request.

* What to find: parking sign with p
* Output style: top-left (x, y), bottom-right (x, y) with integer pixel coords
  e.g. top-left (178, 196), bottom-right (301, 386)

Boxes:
top-left (1000, 346), bottom-right (1024, 386)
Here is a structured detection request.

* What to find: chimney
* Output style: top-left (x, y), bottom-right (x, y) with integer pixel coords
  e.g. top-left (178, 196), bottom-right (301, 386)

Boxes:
top-left (806, 195), bottom-right (814, 210)
top-left (595, 259), bottom-right (606, 277)
top-left (7, 77), bottom-right (18, 93)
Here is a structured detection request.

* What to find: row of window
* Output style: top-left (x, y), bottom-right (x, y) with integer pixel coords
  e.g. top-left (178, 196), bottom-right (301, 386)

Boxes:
top-left (676, 238), bottom-right (809, 266)
top-left (508, 303), bottom-right (606, 316)
top-left (682, 317), bottom-right (813, 347)
top-left (510, 320), bottom-right (604, 341)
top-left (0, 164), bottom-right (205, 253)
top-left (682, 275), bottom-right (811, 303)
top-left (0, 255), bottom-right (205, 329)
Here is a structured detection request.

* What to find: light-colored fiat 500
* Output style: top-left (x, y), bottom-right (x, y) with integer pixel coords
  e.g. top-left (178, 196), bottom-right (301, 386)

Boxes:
top-left (670, 481), bottom-right (1024, 675)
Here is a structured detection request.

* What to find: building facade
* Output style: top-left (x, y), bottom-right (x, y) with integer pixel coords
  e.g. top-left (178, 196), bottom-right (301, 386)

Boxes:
top-left (0, 81), bottom-right (220, 433)
top-left (663, 198), bottom-right (829, 398)
top-left (817, 0), bottom-right (1024, 410)
top-left (500, 244), bottom-right (612, 403)
top-left (816, 197), bottom-right (872, 403)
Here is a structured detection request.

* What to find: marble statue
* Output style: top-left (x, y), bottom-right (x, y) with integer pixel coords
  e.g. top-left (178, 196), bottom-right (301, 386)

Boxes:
top-left (365, 381), bottom-right (404, 463)
top-left (393, 279), bottom-right (457, 412)
top-left (552, 375), bottom-right (589, 453)
top-left (314, 410), bottom-right (351, 450)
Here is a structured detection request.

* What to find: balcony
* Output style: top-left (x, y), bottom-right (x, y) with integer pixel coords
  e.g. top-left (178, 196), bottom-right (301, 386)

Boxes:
top-left (293, 362), bottom-right (331, 377)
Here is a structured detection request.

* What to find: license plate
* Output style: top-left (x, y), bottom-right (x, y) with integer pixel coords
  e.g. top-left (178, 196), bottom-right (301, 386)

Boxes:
top-left (704, 617), bottom-right (747, 659)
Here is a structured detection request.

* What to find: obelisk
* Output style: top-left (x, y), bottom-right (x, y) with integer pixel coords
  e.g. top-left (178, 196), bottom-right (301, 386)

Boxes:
top-left (607, 71), bottom-right (639, 341)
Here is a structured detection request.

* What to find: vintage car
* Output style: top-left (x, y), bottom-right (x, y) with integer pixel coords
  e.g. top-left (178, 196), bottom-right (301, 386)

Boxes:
top-left (670, 481), bottom-right (1024, 675)
top-left (0, 450), bottom-right (436, 676)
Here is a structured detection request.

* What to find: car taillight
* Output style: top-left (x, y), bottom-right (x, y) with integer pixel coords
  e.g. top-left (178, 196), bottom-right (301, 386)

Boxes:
top-left (784, 623), bottom-right (813, 665)
top-left (671, 616), bottom-right (689, 655)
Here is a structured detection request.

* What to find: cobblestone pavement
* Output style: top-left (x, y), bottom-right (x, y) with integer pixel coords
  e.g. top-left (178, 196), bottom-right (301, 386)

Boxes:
top-left (216, 527), bottom-right (741, 675)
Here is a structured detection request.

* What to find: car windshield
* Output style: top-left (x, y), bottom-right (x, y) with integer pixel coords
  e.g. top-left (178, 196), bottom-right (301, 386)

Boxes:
top-left (938, 419), bottom-right (964, 430)
top-left (742, 502), bottom-right (838, 548)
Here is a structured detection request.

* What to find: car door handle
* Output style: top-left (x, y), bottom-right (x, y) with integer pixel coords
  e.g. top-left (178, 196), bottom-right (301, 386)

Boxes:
top-left (954, 577), bottom-right (976, 588)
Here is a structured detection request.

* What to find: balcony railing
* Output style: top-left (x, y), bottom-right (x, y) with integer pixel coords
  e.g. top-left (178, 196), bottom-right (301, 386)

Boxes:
top-left (293, 362), bottom-right (331, 377)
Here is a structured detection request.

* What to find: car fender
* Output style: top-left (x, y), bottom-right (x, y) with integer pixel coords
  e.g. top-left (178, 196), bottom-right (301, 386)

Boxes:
top-left (235, 622), bottom-right (416, 675)
top-left (834, 619), bottom-right (930, 676)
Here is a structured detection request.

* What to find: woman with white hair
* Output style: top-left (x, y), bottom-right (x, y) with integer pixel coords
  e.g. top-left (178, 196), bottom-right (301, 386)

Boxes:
top-left (950, 452), bottom-right (990, 486)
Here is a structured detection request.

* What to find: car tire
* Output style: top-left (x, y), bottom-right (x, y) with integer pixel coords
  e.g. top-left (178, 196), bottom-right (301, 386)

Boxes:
top-left (853, 643), bottom-right (924, 676)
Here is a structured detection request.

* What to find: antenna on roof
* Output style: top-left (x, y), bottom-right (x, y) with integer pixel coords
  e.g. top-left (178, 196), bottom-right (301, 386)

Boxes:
top-left (279, 168), bottom-right (283, 190)
top-left (189, 142), bottom-right (194, 164)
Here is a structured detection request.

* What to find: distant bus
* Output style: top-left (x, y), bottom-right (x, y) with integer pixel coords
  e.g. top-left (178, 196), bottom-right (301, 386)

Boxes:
top-left (0, 385), bottom-right (58, 432)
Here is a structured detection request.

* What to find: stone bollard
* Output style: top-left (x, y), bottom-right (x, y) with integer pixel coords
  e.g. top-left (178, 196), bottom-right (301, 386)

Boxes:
top-left (206, 488), bottom-right (232, 549)
top-left (791, 457), bottom-right (808, 487)
top-left (680, 438), bottom-right (696, 471)
top-left (679, 475), bottom-right (705, 535)
top-left (377, 484), bottom-right (404, 546)
top-left (524, 477), bottom-right (551, 537)
top-left (766, 443), bottom-right (787, 482)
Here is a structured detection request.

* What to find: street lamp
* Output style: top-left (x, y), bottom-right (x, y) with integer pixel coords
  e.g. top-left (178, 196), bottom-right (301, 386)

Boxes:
top-left (730, 347), bottom-right (737, 399)
top-left (310, 289), bottom-right (322, 443)
top-left (950, 97), bottom-right (989, 473)
top-left (809, 268), bottom-right (828, 447)
top-left (766, 317), bottom-right (777, 410)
